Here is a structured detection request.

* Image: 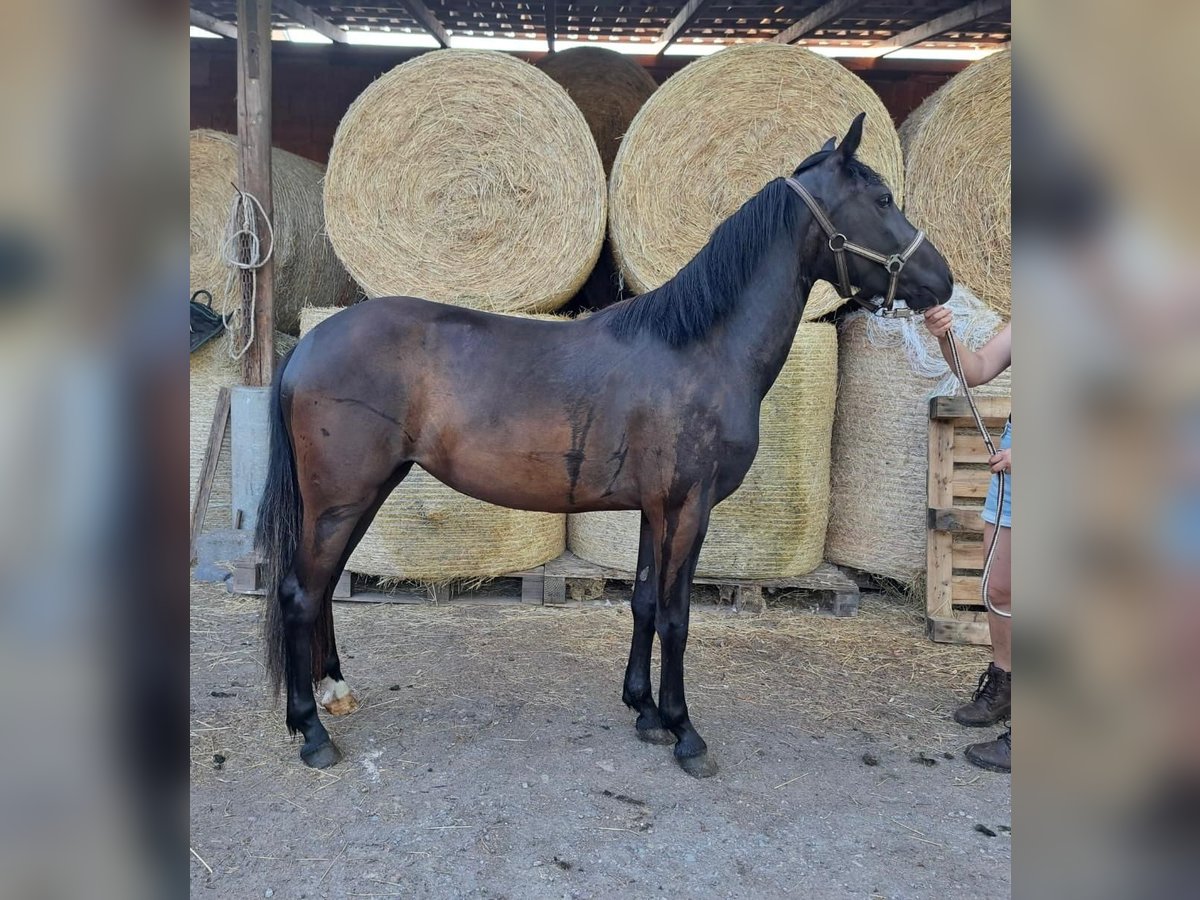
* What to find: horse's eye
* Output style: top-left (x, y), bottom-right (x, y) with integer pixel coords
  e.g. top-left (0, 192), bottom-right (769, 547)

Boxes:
top-left (877, 194), bottom-right (892, 209)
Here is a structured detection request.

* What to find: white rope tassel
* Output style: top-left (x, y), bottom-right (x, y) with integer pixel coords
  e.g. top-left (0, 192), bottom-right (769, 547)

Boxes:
top-left (219, 188), bottom-right (275, 360)
top-left (849, 283), bottom-right (1004, 398)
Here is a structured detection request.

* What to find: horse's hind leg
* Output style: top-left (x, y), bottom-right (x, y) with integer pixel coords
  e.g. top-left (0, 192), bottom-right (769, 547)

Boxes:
top-left (622, 512), bottom-right (673, 744)
top-left (314, 464), bottom-right (412, 718)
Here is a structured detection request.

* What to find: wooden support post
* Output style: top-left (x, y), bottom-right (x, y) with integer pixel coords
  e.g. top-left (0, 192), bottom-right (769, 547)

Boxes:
top-left (236, 0), bottom-right (275, 387)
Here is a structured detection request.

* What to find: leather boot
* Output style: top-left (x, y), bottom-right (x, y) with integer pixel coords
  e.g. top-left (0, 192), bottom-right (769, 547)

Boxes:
top-left (965, 727), bottom-right (1011, 773)
top-left (953, 663), bottom-right (1011, 727)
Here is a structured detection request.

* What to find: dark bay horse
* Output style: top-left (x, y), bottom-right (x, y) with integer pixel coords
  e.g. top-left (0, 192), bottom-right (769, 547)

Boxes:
top-left (256, 114), bottom-right (952, 776)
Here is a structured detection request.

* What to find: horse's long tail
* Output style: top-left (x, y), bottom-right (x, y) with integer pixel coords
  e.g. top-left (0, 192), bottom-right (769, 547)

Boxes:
top-left (257, 348), bottom-right (300, 700)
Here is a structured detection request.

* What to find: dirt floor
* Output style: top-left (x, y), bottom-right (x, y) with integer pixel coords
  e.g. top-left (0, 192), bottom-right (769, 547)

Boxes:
top-left (190, 581), bottom-right (1011, 898)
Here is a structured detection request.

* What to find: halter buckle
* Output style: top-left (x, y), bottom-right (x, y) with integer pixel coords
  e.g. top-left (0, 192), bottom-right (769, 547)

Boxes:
top-left (828, 233), bottom-right (847, 252)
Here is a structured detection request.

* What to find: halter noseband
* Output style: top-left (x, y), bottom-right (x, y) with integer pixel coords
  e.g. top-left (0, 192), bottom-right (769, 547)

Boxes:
top-left (784, 175), bottom-right (926, 318)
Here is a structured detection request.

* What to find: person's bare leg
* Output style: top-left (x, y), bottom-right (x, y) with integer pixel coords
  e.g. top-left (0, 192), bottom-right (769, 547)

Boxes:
top-left (985, 523), bottom-right (1012, 671)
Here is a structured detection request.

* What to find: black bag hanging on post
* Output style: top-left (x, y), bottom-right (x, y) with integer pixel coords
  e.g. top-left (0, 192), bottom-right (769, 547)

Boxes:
top-left (190, 289), bottom-right (225, 353)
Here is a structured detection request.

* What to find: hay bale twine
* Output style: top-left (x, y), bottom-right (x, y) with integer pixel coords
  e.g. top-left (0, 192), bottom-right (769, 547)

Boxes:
top-left (568, 323), bottom-right (837, 578)
top-left (189, 129), bottom-right (354, 335)
top-left (538, 47), bottom-right (658, 176)
top-left (608, 44), bottom-right (902, 321)
top-left (323, 50), bottom-right (605, 313)
top-left (297, 306), bottom-right (566, 581)
top-left (189, 333), bottom-right (297, 532)
top-left (825, 286), bottom-right (1009, 582)
top-left (901, 50), bottom-right (1011, 318)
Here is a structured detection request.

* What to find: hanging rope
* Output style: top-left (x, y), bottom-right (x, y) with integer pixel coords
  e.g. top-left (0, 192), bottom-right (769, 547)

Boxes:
top-left (947, 331), bottom-right (1011, 620)
top-left (219, 185), bottom-right (275, 360)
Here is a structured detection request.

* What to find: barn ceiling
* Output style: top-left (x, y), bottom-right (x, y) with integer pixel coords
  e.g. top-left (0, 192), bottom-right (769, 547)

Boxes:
top-left (190, 0), bottom-right (1011, 54)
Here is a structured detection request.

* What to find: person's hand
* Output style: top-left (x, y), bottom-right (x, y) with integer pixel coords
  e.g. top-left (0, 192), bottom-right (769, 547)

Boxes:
top-left (989, 449), bottom-right (1011, 473)
top-left (923, 305), bottom-right (953, 338)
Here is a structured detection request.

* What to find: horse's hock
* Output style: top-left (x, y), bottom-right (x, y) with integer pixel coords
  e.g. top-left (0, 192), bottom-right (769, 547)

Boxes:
top-left (298, 307), bottom-right (566, 582)
top-left (900, 50), bottom-right (1011, 319)
top-left (608, 43), bottom-right (903, 322)
top-left (323, 49), bottom-right (606, 314)
top-left (568, 323), bottom-right (837, 580)
top-left (189, 129), bottom-right (355, 336)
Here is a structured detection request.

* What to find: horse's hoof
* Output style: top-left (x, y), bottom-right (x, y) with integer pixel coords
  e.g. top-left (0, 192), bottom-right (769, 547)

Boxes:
top-left (318, 678), bottom-right (358, 716)
top-left (677, 752), bottom-right (718, 779)
top-left (300, 740), bottom-right (342, 769)
top-left (637, 726), bottom-right (675, 745)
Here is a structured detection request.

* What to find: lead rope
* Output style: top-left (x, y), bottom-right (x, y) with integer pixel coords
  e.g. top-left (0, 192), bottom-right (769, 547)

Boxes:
top-left (219, 187), bottom-right (275, 361)
top-left (946, 331), bottom-right (1011, 619)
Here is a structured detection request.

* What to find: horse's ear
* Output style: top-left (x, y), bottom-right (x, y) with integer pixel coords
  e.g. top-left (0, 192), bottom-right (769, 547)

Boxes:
top-left (821, 137), bottom-right (836, 153)
top-left (837, 112), bottom-right (866, 160)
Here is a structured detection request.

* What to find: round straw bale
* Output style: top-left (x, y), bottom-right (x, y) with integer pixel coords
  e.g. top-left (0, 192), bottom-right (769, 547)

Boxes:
top-left (901, 50), bottom-right (1011, 318)
top-left (568, 323), bottom-right (837, 579)
top-left (825, 289), bottom-right (1009, 582)
top-left (297, 306), bottom-right (566, 581)
top-left (189, 333), bottom-right (297, 534)
top-left (189, 129), bottom-right (355, 335)
top-left (323, 50), bottom-right (606, 313)
top-left (608, 43), bottom-right (903, 321)
top-left (538, 47), bottom-right (658, 176)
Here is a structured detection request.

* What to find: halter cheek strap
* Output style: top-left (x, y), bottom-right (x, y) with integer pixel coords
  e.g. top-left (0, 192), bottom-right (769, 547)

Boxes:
top-left (784, 176), bottom-right (925, 312)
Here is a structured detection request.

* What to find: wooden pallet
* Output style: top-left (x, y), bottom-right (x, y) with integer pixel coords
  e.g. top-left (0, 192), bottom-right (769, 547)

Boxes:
top-left (927, 394), bottom-right (1010, 645)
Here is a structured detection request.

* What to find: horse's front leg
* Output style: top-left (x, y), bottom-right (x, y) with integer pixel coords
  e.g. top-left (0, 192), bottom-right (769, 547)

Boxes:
top-left (622, 513), bottom-right (673, 744)
top-left (656, 494), bottom-right (717, 778)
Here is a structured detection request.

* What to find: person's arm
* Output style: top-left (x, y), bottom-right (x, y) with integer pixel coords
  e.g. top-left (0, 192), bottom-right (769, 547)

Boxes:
top-left (922, 307), bottom-right (1011, 387)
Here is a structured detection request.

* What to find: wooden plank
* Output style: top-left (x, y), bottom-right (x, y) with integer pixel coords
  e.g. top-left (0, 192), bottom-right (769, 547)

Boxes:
top-left (231, 558), bottom-right (261, 594)
top-left (952, 477), bottom-right (990, 500)
top-left (928, 505), bottom-right (985, 533)
top-left (190, 387), bottom-right (232, 559)
top-left (400, 0), bottom-right (451, 48)
top-left (871, 0), bottom-right (1007, 57)
top-left (191, 8), bottom-right (238, 39)
top-left (929, 394), bottom-right (1011, 422)
top-left (926, 415), bottom-right (955, 619)
top-left (773, 0), bottom-right (863, 45)
top-left (520, 568), bottom-right (544, 604)
top-left (332, 570), bottom-right (352, 599)
top-left (657, 0), bottom-right (714, 53)
top-left (953, 431), bottom-right (1001, 463)
top-left (928, 617), bottom-right (992, 646)
top-left (952, 540), bottom-right (985, 570)
top-left (236, 0), bottom-right (275, 387)
top-left (953, 575), bottom-right (985, 604)
top-left (273, 0), bottom-right (348, 42)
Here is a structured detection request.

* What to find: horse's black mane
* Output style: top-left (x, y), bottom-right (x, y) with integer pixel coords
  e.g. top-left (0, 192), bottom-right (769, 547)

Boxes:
top-left (599, 151), bottom-right (884, 347)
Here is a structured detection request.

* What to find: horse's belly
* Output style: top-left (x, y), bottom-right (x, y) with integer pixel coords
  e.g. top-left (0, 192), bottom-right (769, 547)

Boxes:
top-left (417, 446), bottom-right (639, 515)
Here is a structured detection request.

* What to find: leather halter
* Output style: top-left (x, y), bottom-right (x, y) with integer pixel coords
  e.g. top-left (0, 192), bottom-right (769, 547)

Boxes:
top-left (785, 175), bottom-right (926, 317)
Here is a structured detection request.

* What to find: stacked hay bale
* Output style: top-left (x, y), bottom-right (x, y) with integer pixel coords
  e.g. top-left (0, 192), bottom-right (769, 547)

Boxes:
top-left (323, 50), bottom-right (605, 313)
top-left (608, 43), bottom-right (903, 321)
top-left (539, 47), bottom-right (657, 314)
top-left (189, 129), bottom-right (355, 335)
top-left (569, 324), bottom-right (837, 578)
top-left (825, 287), bottom-right (1009, 582)
top-left (189, 334), bottom-right (296, 532)
top-left (900, 50), bottom-right (1011, 318)
top-left (299, 307), bottom-right (565, 582)
top-left (538, 46), bottom-right (658, 177)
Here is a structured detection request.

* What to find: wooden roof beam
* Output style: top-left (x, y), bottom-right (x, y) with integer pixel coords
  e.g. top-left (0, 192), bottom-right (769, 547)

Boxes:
top-left (272, 0), bottom-right (349, 43)
top-left (656, 0), bottom-right (714, 55)
top-left (773, 0), bottom-right (863, 45)
top-left (400, 0), bottom-right (451, 47)
top-left (191, 8), bottom-right (238, 39)
top-left (868, 0), bottom-right (1007, 56)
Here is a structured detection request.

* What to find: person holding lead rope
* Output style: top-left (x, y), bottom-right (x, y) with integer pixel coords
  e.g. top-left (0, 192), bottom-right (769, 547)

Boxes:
top-left (924, 307), bottom-right (1012, 773)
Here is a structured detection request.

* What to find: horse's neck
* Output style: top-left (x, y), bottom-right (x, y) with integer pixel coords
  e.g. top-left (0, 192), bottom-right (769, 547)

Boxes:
top-left (715, 230), bottom-right (814, 399)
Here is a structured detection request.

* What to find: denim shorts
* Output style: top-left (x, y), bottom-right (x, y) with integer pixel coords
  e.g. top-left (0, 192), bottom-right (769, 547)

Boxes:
top-left (981, 420), bottom-right (1011, 528)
